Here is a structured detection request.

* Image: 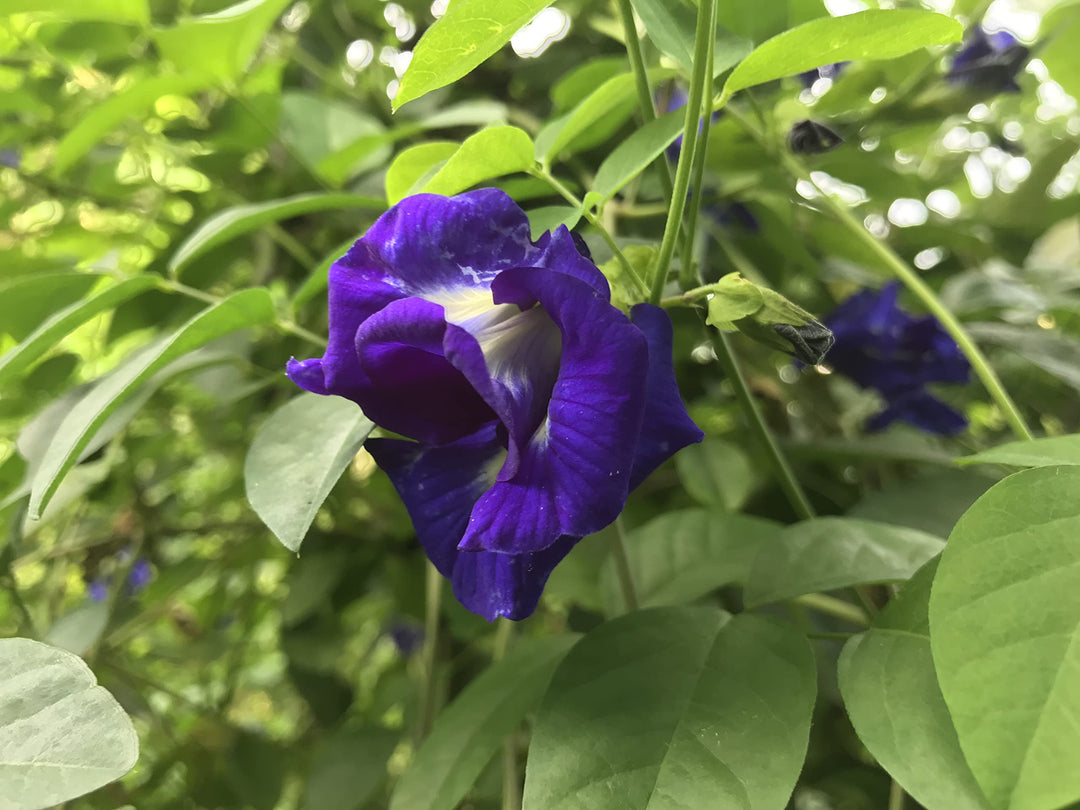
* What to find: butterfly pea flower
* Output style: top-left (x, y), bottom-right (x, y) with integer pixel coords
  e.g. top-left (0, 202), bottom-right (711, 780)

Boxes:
top-left (823, 282), bottom-right (969, 435)
top-left (85, 557), bottom-right (153, 602)
top-left (947, 28), bottom-right (1029, 93)
top-left (287, 189), bottom-right (702, 621)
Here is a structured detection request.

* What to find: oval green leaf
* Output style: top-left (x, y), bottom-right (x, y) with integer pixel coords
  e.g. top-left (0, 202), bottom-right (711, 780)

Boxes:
top-left (959, 434), bottom-right (1080, 469)
top-left (390, 635), bottom-right (578, 810)
top-left (722, 10), bottom-right (962, 99)
top-left (744, 517), bottom-right (944, 607)
top-left (592, 111), bottom-right (684, 203)
top-left (418, 126), bottom-right (535, 198)
top-left (0, 276), bottom-right (157, 389)
top-left (839, 560), bottom-right (992, 810)
top-left (29, 289), bottom-right (275, 519)
top-left (0, 638), bottom-right (139, 810)
top-left (630, 0), bottom-right (752, 77)
top-left (600, 508), bottom-right (781, 612)
top-left (386, 141), bottom-right (460, 205)
top-left (393, 0), bottom-right (556, 110)
top-left (522, 609), bottom-right (816, 810)
top-left (930, 465), bottom-right (1080, 810)
top-left (245, 392), bottom-right (373, 552)
top-left (169, 193), bottom-right (383, 277)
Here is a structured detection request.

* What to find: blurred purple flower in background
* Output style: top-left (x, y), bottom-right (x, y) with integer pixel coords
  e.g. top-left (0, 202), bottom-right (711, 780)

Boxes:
top-left (288, 190), bottom-right (702, 621)
top-left (947, 28), bottom-right (1029, 93)
top-left (823, 282), bottom-right (969, 434)
top-left (87, 556), bottom-right (153, 602)
top-left (799, 62), bottom-right (848, 88)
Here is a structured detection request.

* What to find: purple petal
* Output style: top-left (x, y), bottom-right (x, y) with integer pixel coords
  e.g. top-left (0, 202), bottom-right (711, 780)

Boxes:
top-left (354, 298), bottom-right (498, 444)
top-left (627, 304), bottom-right (704, 490)
top-left (868, 389), bottom-right (967, 435)
top-left (367, 427), bottom-right (577, 621)
top-left (457, 268), bottom-right (648, 555)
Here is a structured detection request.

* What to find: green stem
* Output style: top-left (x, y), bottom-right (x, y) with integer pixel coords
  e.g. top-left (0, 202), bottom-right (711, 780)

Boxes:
top-left (711, 331), bottom-right (816, 521)
top-left (493, 620), bottom-right (521, 810)
top-left (611, 516), bottom-right (640, 613)
top-left (679, 0), bottom-right (718, 290)
top-left (528, 167), bottom-right (649, 298)
top-left (417, 562), bottom-right (443, 742)
top-left (795, 593), bottom-right (869, 626)
top-left (648, 0), bottom-right (716, 304)
top-left (889, 779), bottom-right (906, 810)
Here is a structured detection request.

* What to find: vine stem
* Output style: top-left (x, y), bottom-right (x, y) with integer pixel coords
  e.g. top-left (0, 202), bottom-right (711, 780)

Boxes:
top-left (648, 0), bottom-right (716, 304)
top-left (613, 0), bottom-right (674, 201)
top-left (417, 562), bottom-right (443, 742)
top-left (795, 593), bottom-right (869, 627)
top-left (889, 779), bottom-right (907, 810)
top-left (711, 330), bottom-right (816, 521)
top-left (611, 516), bottom-right (640, 613)
top-left (493, 620), bottom-right (521, 810)
top-left (724, 106), bottom-right (1033, 442)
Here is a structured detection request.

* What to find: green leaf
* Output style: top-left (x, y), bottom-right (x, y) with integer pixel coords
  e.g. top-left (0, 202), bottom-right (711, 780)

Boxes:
top-left (630, 0), bottom-right (752, 76)
top-left (744, 517), bottom-right (944, 607)
top-left (245, 393), bottom-right (373, 553)
top-left (0, 272), bottom-right (101, 341)
top-left (0, 276), bottom-right (157, 389)
top-left (385, 142), bottom-right (460, 205)
top-left (292, 238), bottom-right (356, 308)
top-left (1039, 11), bottom-right (1080, 101)
top-left (279, 92), bottom-right (390, 186)
top-left (304, 726), bottom-right (397, 810)
top-left (544, 70), bottom-right (673, 161)
top-left (168, 193), bottom-right (383, 277)
top-left (53, 75), bottom-right (213, 175)
top-left (29, 289), bottom-right (275, 519)
top-left (592, 111), bottom-right (684, 203)
top-left (390, 635), bottom-right (578, 810)
top-left (393, 0), bottom-right (555, 110)
top-left (960, 434), bottom-right (1080, 469)
top-left (930, 466), bottom-right (1080, 810)
top-left (418, 126), bottom-right (535, 197)
top-left (600, 508), bottom-right (781, 611)
top-left (522, 609), bottom-right (815, 810)
top-left (45, 602), bottom-right (110, 657)
top-left (674, 437), bottom-right (759, 510)
top-left (847, 469), bottom-right (997, 538)
top-left (527, 205), bottom-right (582, 240)
top-left (154, 0), bottom-right (293, 83)
top-left (838, 560), bottom-right (992, 810)
top-left (0, 638), bottom-right (138, 809)
top-left (0, 0), bottom-right (148, 24)
top-left (968, 322), bottom-right (1080, 393)
top-left (722, 10), bottom-right (962, 98)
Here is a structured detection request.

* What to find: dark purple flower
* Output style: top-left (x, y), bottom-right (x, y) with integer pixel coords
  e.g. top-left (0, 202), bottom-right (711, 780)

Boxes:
top-left (947, 28), bottom-right (1028, 93)
top-left (799, 62), bottom-right (847, 88)
top-left (824, 282), bottom-right (969, 434)
top-left (88, 579), bottom-right (108, 603)
top-left (287, 189), bottom-right (702, 621)
top-left (127, 558), bottom-right (152, 594)
top-left (387, 621), bottom-right (424, 656)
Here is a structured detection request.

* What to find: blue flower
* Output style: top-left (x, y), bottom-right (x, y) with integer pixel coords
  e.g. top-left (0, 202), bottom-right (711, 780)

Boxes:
top-left (799, 61), bottom-right (847, 88)
top-left (0, 149), bottom-right (19, 169)
top-left (127, 558), bottom-right (153, 594)
top-left (823, 282), bottom-right (969, 434)
top-left (287, 189), bottom-right (702, 620)
top-left (947, 28), bottom-right (1028, 93)
top-left (88, 579), bottom-right (109, 602)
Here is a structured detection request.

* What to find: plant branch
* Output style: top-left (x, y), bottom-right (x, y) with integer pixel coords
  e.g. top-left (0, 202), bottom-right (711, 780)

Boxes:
top-left (611, 516), bottom-right (640, 613)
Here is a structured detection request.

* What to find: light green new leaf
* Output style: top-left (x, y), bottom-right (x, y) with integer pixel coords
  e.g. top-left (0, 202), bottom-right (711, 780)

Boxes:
top-left (154, 0), bottom-right (293, 83)
top-left (527, 205), bottom-right (582, 240)
top-left (0, 276), bottom-right (158, 389)
top-left (391, 635), bottom-right (578, 810)
top-left (419, 126), bottom-right (535, 197)
top-left (1, 0), bottom-right (148, 24)
top-left (930, 466), bottom-right (1080, 810)
top-left (959, 434), bottom-right (1080, 469)
top-left (168, 193), bottom-right (383, 277)
top-left (544, 70), bottom-right (673, 161)
top-left (29, 289), bottom-right (275, 519)
top-left (53, 75), bottom-right (213, 175)
top-left (838, 560), bottom-right (992, 810)
top-left (522, 609), bottom-right (815, 810)
top-left (385, 142), bottom-right (459, 205)
top-left (393, 0), bottom-right (555, 110)
top-left (705, 273), bottom-right (765, 329)
top-left (245, 393), bottom-right (373, 553)
top-left (631, 0), bottom-right (752, 76)
top-left (0, 638), bottom-right (138, 810)
top-left (722, 10), bottom-right (962, 98)
top-left (744, 517), bottom-right (944, 607)
top-left (592, 111), bottom-right (684, 203)
top-left (600, 508), bottom-right (781, 612)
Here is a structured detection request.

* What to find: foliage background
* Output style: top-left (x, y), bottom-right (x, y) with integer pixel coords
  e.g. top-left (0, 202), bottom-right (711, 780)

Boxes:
top-left (2, 0), bottom-right (1080, 808)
